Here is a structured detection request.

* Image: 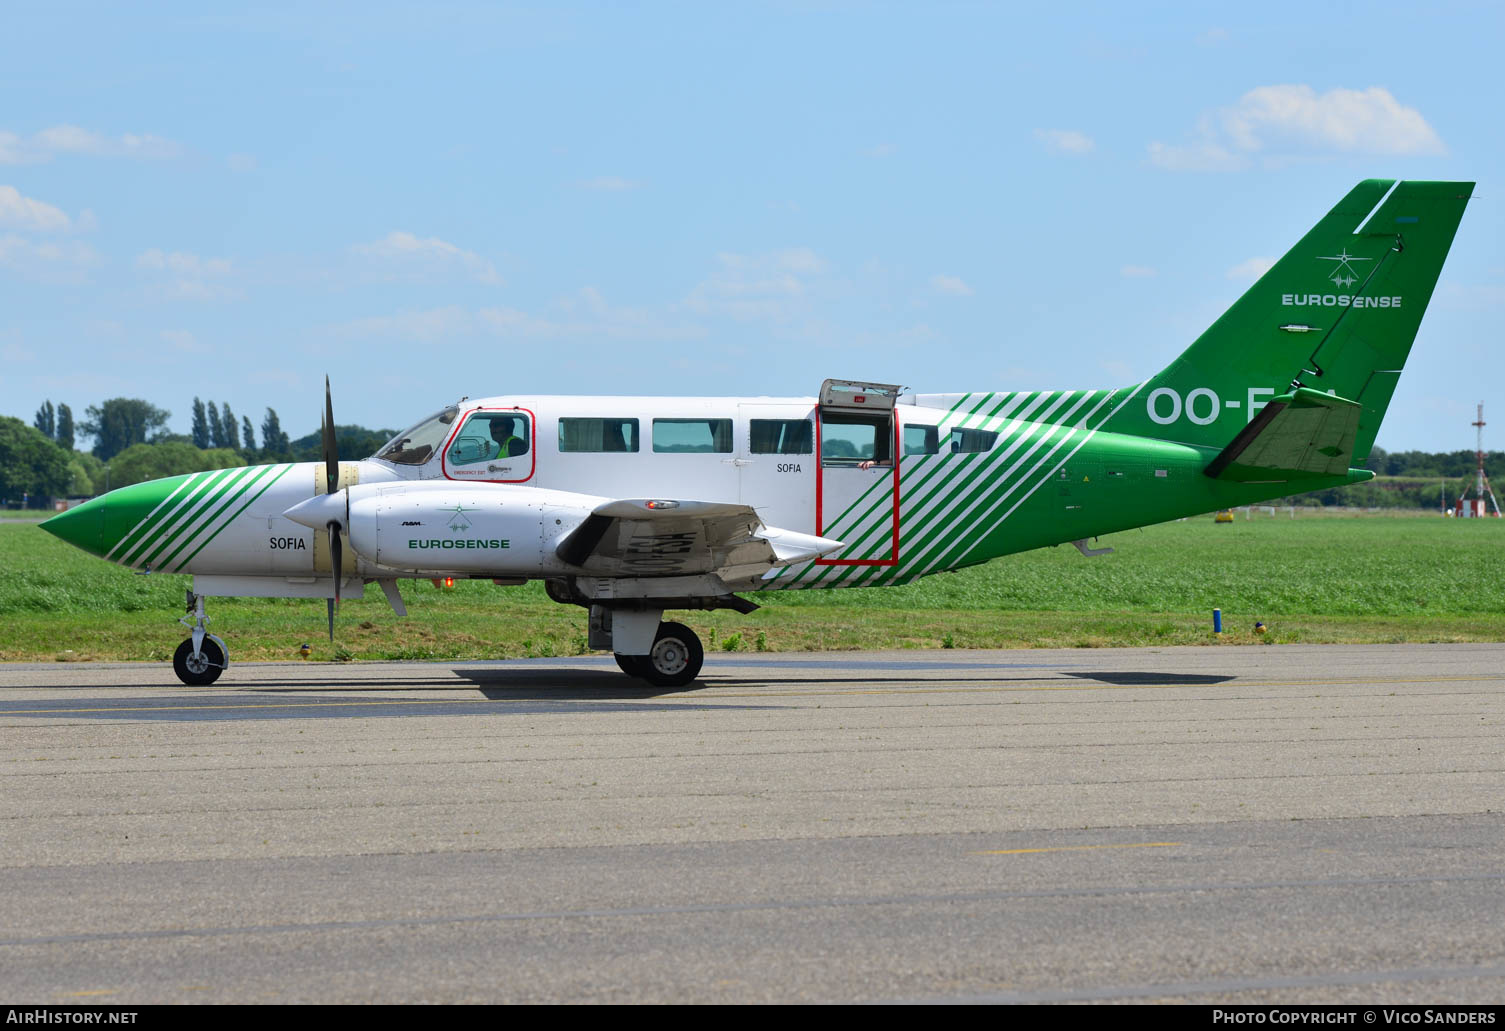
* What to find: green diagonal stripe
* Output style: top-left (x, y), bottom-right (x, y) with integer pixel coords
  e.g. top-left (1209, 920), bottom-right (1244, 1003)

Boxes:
top-left (157, 464), bottom-right (281, 572)
top-left (171, 463), bottom-right (294, 572)
top-left (133, 466), bottom-right (261, 570)
top-left (118, 468), bottom-right (239, 568)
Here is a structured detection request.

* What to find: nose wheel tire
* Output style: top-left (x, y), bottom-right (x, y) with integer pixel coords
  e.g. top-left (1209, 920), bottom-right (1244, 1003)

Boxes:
top-left (640, 621), bottom-right (704, 688)
top-left (173, 637), bottom-right (226, 686)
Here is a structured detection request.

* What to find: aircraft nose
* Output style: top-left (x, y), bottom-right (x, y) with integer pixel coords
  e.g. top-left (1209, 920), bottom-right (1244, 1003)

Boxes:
top-left (39, 475), bottom-right (194, 563)
top-left (39, 496), bottom-right (108, 556)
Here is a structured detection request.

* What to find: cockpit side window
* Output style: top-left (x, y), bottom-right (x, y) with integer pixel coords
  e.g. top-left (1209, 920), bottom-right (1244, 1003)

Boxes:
top-left (448, 412), bottom-right (532, 466)
top-left (375, 407), bottom-right (459, 466)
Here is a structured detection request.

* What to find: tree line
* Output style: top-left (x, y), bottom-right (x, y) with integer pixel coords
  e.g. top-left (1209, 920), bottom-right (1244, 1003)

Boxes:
top-left (31, 397), bottom-right (295, 464)
top-left (4, 396), bottom-right (394, 507)
top-left (6, 398), bottom-right (1503, 509)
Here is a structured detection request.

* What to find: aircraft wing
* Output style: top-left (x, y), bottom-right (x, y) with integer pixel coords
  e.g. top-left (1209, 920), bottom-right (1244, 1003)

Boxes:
top-left (555, 498), bottom-right (843, 580)
top-left (1204, 387), bottom-right (1363, 482)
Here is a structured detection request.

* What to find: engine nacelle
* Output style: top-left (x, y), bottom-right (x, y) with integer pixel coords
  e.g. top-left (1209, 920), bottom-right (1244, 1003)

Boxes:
top-left (291, 481), bottom-right (605, 575)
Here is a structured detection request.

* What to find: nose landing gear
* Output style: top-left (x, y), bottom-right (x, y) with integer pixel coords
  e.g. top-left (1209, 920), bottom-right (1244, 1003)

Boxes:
top-left (173, 590), bottom-right (228, 686)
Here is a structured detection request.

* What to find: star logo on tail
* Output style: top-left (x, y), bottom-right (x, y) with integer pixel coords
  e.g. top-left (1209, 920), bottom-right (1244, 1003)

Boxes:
top-left (1317, 248), bottom-right (1372, 289)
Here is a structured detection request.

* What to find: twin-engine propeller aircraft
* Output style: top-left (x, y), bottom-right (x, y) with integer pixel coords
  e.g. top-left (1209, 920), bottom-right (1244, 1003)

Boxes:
top-left (42, 180), bottom-right (1473, 687)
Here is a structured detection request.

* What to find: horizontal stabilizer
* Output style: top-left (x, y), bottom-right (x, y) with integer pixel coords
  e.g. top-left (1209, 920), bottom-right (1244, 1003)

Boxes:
top-left (1204, 387), bottom-right (1362, 481)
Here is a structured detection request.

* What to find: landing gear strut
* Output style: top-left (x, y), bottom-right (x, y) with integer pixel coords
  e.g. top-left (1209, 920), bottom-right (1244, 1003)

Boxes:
top-left (173, 590), bottom-right (228, 686)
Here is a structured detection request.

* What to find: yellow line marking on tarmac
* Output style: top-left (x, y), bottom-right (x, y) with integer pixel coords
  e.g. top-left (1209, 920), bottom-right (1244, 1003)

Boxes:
top-left (65, 990), bottom-right (116, 997)
top-left (969, 842), bottom-right (1183, 856)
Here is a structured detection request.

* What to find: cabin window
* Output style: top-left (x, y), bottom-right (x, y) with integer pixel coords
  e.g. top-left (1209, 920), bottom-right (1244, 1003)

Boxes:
top-left (950, 428), bottom-right (998, 454)
top-left (749, 419), bottom-right (813, 455)
top-left (447, 412), bottom-right (531, 466)
top-left (652, 418), bottom-right (733, 454)
top-left (558, 417), bottom-right (639, 453)
top-left (820, 412), bottom-right (891, 465)
top-left (903, 424), bottom-right (940, 456)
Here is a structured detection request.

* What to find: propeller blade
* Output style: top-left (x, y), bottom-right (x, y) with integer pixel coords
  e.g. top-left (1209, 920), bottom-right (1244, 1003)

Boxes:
top-left (322, 376), bottom-right (341, 644)
top-left (329, 520), bottom-right (343, 607)
top-left (322, 375), bottom-right (338, 496)
top-left (327, 518), bottom-right (343, 642)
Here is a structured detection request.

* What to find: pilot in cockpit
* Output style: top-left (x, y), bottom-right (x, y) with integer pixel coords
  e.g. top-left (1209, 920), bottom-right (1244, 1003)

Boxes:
top-left (488, 416), bottom-right (527, 460)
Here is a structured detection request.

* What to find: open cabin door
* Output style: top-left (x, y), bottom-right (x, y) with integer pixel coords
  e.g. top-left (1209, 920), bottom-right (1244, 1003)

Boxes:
top-left (815, 378), bottom-right (902, 566)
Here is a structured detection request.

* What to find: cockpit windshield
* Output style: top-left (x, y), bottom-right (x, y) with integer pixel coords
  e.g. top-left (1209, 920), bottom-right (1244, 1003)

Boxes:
top-left (374, 406), bottom-right (460, 466)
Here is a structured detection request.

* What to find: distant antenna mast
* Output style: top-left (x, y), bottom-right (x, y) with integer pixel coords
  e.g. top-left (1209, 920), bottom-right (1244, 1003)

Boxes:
top-left (1458, 403), bottom-right (1502, 517)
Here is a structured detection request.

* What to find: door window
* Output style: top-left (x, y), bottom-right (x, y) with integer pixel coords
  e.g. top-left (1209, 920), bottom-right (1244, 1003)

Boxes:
top-left (820, 412), bottom-right (891, 465)
top-left (448, 412), bottom-right (531, 467)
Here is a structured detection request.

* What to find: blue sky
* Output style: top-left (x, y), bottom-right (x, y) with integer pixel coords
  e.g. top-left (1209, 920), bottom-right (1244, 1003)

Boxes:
top-left (2, 1), bottom-right (1500, 451)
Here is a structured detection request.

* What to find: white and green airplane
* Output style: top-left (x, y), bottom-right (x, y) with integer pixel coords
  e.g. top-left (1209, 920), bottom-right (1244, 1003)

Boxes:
top-left (42, 179), bottom-right (1473, 687)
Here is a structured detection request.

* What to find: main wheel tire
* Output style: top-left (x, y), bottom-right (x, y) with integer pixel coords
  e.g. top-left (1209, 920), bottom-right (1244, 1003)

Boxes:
top-left (641, 621), bottom-right (704, 689)
top-left (614, 652), bottom-right (649, 678)
top-left (173, 637), bottom-right (225, 686)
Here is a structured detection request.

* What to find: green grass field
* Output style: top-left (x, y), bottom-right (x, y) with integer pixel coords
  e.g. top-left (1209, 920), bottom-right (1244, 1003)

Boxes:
top-left (2, 514), bottom-right (1502, 663)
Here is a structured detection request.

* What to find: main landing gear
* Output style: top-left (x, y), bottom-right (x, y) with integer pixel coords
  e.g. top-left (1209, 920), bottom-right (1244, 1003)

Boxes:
top-left (173, 591), bottom-right (228, 686)
top-left (586, 603), bottom-right (704, 688)
top-left (613, 621), bottom-right (705, 689)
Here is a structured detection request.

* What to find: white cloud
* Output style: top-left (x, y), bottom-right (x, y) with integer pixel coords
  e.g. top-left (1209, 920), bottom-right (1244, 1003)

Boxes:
top-left (1033, 129), bottom-right (1095, 155)
top-left (134, 248), bottom-right (238, 300)
top-left (337, 305), bottom-right (472, 343)
top-left (1120, 265), bottom-right (1157, 278)
top-left (135, 249), bottom-right (231, 276)
top-left (1227, 256), bottom-right (1276, 281)
top-left (0, 133), bottom-right (25, 165)
top-left (0, 234), bottom-right (100, 283)
top-left (0, 125), bottom-right (182, 164)
top-left (1149, 85), bottom-right (1445, 171)
top-left (930, 274), bottom-right (973, 296)
top-left (0, 185), bottom-right (72, 232)
top-left (160, 330), bottom-right (209, 353)
top-left (336, 291), bottom-right (703, 345)
top-left (1147, 138), bottom-right (1247, 172)
top-left (226, 153), bottom-right (257, 173)
top-left (864, 143), bottom-right (899, 158)
top-left (577, 176), bottom-right (641, 192)
top-left (353, 231), bottom-right (502, 285)
top-left (1196, 27), bottom-right (1230, 46)
top-left (683, 249), bottom-right (829, 322)
top-left (1224, 85), bottom-right (1444, 155)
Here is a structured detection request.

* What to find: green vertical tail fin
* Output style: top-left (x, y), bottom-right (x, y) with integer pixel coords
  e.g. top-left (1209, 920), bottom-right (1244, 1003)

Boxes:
top-left (1110, 179), bottom-right (1473, 463)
